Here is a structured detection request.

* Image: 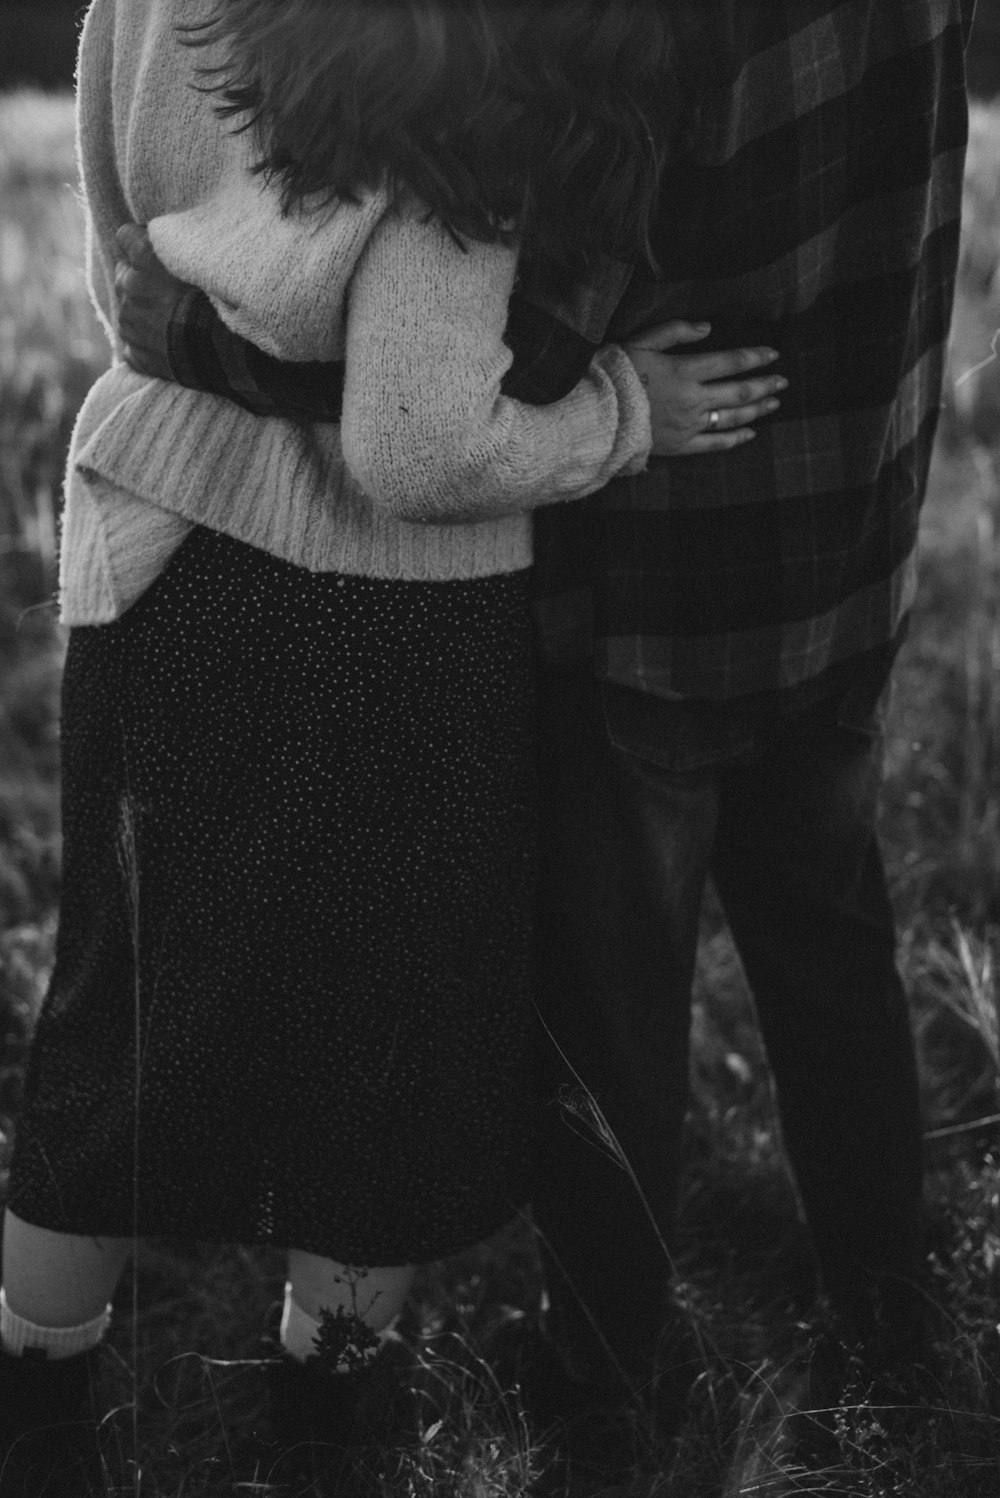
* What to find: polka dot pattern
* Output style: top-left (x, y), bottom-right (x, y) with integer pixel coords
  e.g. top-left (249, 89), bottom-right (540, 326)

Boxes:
top-left (10, 527), bottom-right (537, 1265)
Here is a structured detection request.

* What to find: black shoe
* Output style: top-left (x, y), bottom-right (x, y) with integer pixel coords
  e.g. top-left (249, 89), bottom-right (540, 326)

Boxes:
top-left (260, 1337), bottom-right (417, 1495)
top-left (0, 1347), bottom-right (105, 1498)
top-left (493, 1301), bottom-right (702, 1474)
top-left (486, 1319), bottom-right (643, 1496)
top-left (788, 1286), bottom-right (936, 1483)
top-left (826, 1265), bottom-right (934, 1361)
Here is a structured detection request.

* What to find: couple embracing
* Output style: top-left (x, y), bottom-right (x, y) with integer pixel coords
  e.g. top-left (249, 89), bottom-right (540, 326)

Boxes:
top-left (0, 2), bottom-right (974, 1494)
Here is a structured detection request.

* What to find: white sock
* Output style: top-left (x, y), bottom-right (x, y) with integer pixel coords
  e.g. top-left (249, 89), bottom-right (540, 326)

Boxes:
top-left (0, 1286), bottom-right (111, 1359)
top-left (279, 1282), bottom-right (399, 1368)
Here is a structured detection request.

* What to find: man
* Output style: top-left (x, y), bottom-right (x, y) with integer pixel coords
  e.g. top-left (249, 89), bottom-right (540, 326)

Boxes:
top-left (527, 0), bottom-right (975, 1426)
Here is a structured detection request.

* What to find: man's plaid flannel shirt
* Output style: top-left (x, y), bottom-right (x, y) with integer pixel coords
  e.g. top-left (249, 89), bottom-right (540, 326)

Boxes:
top-left (164, 0), bottom-right (974, 713)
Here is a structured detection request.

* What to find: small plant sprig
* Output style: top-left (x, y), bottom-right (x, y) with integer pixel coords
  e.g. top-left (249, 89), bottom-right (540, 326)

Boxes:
top-left (310, 1266), bottom-right (383, 1376)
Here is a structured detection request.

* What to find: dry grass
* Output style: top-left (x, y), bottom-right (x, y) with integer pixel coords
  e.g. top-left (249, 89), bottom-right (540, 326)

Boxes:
top-left (0, 90), bottom-right (998, 1496)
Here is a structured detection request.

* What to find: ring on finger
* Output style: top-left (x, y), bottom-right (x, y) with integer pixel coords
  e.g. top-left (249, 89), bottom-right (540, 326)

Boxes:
top-left (706, 408), bottom-right (721, 432)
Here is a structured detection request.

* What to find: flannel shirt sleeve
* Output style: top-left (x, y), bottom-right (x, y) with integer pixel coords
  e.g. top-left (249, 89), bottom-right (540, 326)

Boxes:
top-left (163, 279), bottom-right (606, 420)
top-left (165, 287), bottom-right (346, 422)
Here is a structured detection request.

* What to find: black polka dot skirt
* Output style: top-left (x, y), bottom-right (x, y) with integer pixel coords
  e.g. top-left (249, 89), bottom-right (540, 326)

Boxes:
top-left (8, 528), bottom-right (537, 1265)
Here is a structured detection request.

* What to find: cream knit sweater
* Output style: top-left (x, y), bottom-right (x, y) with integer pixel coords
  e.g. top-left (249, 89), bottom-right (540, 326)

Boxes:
top-left (61, 0), bottom-right (652, 625)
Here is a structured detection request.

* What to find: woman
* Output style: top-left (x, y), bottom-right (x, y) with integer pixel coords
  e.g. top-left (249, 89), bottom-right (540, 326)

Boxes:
top-left (0, 1), bottom-right (784, 1493)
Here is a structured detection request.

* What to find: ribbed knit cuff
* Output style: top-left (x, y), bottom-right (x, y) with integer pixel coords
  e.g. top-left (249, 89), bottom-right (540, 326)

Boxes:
top-left (0, 1287), bottom-right (111, 1359)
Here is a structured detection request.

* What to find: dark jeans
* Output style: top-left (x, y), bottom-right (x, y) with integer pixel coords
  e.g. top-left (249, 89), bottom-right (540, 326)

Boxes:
top-left (532, 665), bottom-right (923, 1374)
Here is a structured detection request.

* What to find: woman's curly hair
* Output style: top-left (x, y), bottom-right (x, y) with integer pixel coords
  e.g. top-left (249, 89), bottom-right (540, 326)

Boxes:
top-left (184, 0), bottom-right (679, 272)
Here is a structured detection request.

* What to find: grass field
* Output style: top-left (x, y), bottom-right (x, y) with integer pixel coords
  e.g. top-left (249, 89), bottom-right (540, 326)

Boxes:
top-left (0, 90), bottom-right (998, 1496)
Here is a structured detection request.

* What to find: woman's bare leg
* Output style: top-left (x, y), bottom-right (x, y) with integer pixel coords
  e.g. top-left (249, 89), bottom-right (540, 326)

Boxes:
top-left (2, 1208), bottom-right (131, 1330)
top-left (286, 1249), bottom-right (414, 1334)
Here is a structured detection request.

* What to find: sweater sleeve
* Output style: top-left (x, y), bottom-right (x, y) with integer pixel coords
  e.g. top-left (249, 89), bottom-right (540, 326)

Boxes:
top-left (340, 206), bottom-right (652, 523)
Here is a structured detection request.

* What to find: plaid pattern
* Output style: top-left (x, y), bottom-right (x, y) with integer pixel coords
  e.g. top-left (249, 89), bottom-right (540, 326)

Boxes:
top-left (163, 0), bottom-right (972, 708)
top-left (532, 0), bottom-right (975, 705)
top-left (166, 287), bottom-right (345, 420)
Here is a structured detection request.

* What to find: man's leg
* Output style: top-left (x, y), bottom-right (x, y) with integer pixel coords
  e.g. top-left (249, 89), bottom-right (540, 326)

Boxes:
top-left (711, 694), bottom-right (924, 1338)
top-left (531, 670), bottom-right (725, 1384)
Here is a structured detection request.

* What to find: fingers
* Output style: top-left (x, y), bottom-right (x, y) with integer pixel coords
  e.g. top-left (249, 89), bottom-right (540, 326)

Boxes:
top-left (679, 345), bottom-right (780, 382)
top-left (662, 392), bottom-right (784, 458)
top-left (628, 320), bottom-right (712, 353)
top-left (684, 391), bottom-right (781, 449)
top-left (115, 222), bottom-right (157, 269)
top-left (113, 259), bottom-right (149, 309)
top-left (715, 396), bottom-right (782, 429)
top-left (693, 390), bottom-right (783, 434)
top-left (670, 372), bottom-right (786, 457)
top-left (703, 372), bottom-right (788, 410)
top-left (663, 380), bottom-right (784, 452)
top-left (114, 223), bottom-right (178, 299)
top-left (682, 426), bottom-right (758, 454)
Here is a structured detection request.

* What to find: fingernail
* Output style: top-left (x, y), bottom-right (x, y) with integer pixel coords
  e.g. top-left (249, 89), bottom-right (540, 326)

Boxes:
top-left (775, 377), bottom-right (789, 390)
top-left (763, 349), bottom-right (780, 360)
top-left (765, 399), bottom-right (780, 412)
